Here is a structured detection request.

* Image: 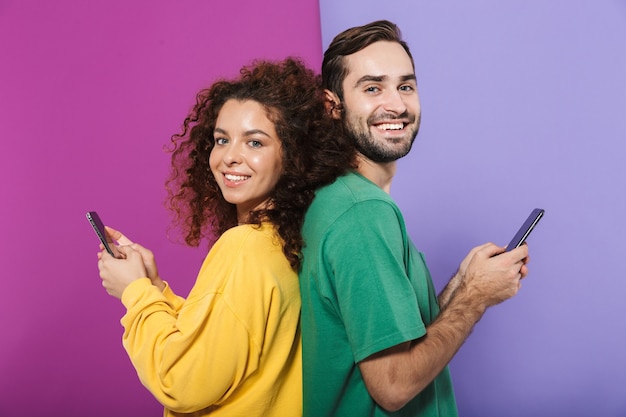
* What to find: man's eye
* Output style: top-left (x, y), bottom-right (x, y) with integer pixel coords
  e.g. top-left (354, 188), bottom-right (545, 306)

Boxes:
top-left (365, 86), bottom-right (380, 93)
top-left (399, 85), bottom-right (414, 92)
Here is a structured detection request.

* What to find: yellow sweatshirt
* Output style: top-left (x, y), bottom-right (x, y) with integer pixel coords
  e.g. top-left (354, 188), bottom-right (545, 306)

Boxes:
top-left (120, 223), bottom-right (302, 416)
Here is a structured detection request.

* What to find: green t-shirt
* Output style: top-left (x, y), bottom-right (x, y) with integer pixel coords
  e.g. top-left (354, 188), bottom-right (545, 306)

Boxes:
top-left (300, 172), bottom-right (458, 417)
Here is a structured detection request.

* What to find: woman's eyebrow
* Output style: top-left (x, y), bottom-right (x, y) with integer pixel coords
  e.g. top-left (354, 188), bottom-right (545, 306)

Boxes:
top-left (243, 129), bottom-right (271, 137)
top-left (213, 127), bottom-right (271, 137)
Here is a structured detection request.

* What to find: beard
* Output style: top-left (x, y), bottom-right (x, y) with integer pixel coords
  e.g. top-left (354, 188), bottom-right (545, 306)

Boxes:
top-left (342, 109), bottom-right (420, 163)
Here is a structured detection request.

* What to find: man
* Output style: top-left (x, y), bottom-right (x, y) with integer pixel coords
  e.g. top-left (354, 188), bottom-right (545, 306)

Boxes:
top-left (299, 20), bottom-right (530, 416)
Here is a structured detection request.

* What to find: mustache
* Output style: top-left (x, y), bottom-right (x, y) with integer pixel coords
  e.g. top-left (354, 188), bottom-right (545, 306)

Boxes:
top-left (367, 110), bottom-right (415, 124)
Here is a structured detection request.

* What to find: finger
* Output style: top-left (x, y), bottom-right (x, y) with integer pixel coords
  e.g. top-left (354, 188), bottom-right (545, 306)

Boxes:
top-left (116, 245), bottom-right (136, 257)
top-left (519, 264), bottom-right (529, 279)
top-left (105, 226), bottom-right (134, 246)
top-left (471, 242), bottom-right (495, 254)
top-left (462, 242), bottom-right (495, 268)
top-left (97, 257), bottom-right (108, 277)
top-left (130, 242), bottom-right (146, 252)
top-left (129, 243), bottom-right (153, 260)
top-left (507, 244), bottom-right (529, 261)
top-left (478, 242), bottom-right (506, 258)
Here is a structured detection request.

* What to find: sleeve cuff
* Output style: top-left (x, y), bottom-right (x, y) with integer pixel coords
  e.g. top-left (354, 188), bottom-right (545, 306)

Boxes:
top-left (120, 278), bottom-right (153, 308)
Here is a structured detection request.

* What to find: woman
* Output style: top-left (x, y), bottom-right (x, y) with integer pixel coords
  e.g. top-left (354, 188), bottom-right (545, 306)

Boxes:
top-left (97, 58), bottom-right (355, 416)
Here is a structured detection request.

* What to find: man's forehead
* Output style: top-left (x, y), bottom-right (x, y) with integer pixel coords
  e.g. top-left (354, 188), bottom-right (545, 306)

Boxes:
top-left (343, 41), bottom-right (415, 83)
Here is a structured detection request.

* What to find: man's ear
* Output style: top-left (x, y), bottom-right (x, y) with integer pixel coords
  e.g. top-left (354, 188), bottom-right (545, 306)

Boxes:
top-left (324, 89), bottom-right (343, 120)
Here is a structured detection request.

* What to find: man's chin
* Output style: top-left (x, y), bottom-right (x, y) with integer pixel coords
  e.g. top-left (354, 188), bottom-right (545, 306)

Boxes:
top-left (355, 143), bottom-right (412, 163)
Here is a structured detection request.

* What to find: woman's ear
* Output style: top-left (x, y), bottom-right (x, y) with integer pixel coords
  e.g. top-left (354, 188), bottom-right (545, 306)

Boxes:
top-left (324, 89), bottom-right (343, 120)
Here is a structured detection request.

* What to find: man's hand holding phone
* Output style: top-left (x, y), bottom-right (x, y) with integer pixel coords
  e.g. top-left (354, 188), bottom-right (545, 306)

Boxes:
top-left (460, 242), bottom-right (529, 308)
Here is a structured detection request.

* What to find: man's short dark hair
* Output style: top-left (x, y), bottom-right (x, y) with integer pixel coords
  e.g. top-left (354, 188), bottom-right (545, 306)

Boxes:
top-left (321, 20), bottom-right (414, 100)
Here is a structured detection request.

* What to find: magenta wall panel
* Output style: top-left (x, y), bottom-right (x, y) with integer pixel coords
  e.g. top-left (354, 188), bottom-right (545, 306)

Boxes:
top-left (319, 1), bottom-right (626, 416)
top-left (0, 1), bottom-right (322, 415)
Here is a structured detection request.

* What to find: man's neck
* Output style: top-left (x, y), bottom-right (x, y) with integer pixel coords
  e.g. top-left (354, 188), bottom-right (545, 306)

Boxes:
top-left (355, 154), bottom-right (396, 194)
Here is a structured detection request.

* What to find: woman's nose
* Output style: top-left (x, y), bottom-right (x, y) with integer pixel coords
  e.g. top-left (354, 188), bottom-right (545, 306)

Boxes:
top-left (222, 143), bottom-right (243, 165)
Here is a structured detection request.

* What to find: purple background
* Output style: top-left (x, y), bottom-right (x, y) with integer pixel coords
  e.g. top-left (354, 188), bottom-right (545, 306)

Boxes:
top-left (320, 1), bottom-right (626, 416)
top-left (1, 0), bottom-right (625, 416)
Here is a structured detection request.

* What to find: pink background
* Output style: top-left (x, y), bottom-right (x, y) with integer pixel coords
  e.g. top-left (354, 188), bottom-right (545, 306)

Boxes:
top-left (0, 1), bottom-right (322, 415)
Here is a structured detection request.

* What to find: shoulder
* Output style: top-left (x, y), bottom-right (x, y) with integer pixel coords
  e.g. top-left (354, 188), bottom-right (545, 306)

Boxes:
top-left (316, 171), bottom-right (392, 203)
top-left (309, 172), bottom-right (397, 219)
top-left (203, 224), bottom-right (288, 278)
top-left (306, 172), bottom-right (403, 231)
top-left (217, 224), bottom-right (298, 302)
top-left (218, 223), bottom-right (282, 250)
top-left (195, 223), bottom-right (294, 294)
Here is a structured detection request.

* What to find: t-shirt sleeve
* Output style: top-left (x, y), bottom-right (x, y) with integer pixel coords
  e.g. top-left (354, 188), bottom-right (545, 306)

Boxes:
top-left (323, 199), bottom-right (427, 363)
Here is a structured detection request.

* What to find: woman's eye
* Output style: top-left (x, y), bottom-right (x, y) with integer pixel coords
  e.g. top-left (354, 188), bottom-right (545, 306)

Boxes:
top-left (215, 137), bottom-right (228, 145)
top-left (248, 140), bottom-right (262, 148)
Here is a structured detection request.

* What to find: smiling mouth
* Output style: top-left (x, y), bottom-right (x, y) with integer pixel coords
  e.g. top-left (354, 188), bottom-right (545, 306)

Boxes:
top-left (375, 122), bottom-right (405, 131)
top-left (224, 173), bottom-right (250, 182)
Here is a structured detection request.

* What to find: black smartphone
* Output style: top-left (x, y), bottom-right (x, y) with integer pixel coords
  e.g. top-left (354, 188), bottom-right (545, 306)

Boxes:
top-left (505, 208), bottom-right (545, 251)
top-left (86, 211), bottom-right (122, 258)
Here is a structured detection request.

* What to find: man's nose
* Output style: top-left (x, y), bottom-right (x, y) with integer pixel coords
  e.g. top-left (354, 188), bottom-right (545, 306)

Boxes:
top-left (382, 90), bottom-right (408, 115)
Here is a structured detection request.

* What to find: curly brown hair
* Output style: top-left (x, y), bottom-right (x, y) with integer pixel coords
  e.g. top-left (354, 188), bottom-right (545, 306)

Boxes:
top-left (166, 58), bottom-right (356, 270)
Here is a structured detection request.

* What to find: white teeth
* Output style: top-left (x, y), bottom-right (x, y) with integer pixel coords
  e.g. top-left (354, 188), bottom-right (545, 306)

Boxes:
top-left (378, 123), bottom-right (403, 130)
top-left (225, 174), bottom-right (249, 182)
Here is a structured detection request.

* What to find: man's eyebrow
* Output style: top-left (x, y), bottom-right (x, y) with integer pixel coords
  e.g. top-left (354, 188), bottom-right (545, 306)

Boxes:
top-left (354, 75), bottom-right (386, 87)
top-left (353, 74), bottom-right (417, 88)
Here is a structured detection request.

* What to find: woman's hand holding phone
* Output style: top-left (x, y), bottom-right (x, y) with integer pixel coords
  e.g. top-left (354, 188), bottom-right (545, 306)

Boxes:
top-left (88, 211), bottom-right (165, 295)
top-left (98, 245), bottom-right (149, 299)
top-left (104, 226), bottom-right (165, 292)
